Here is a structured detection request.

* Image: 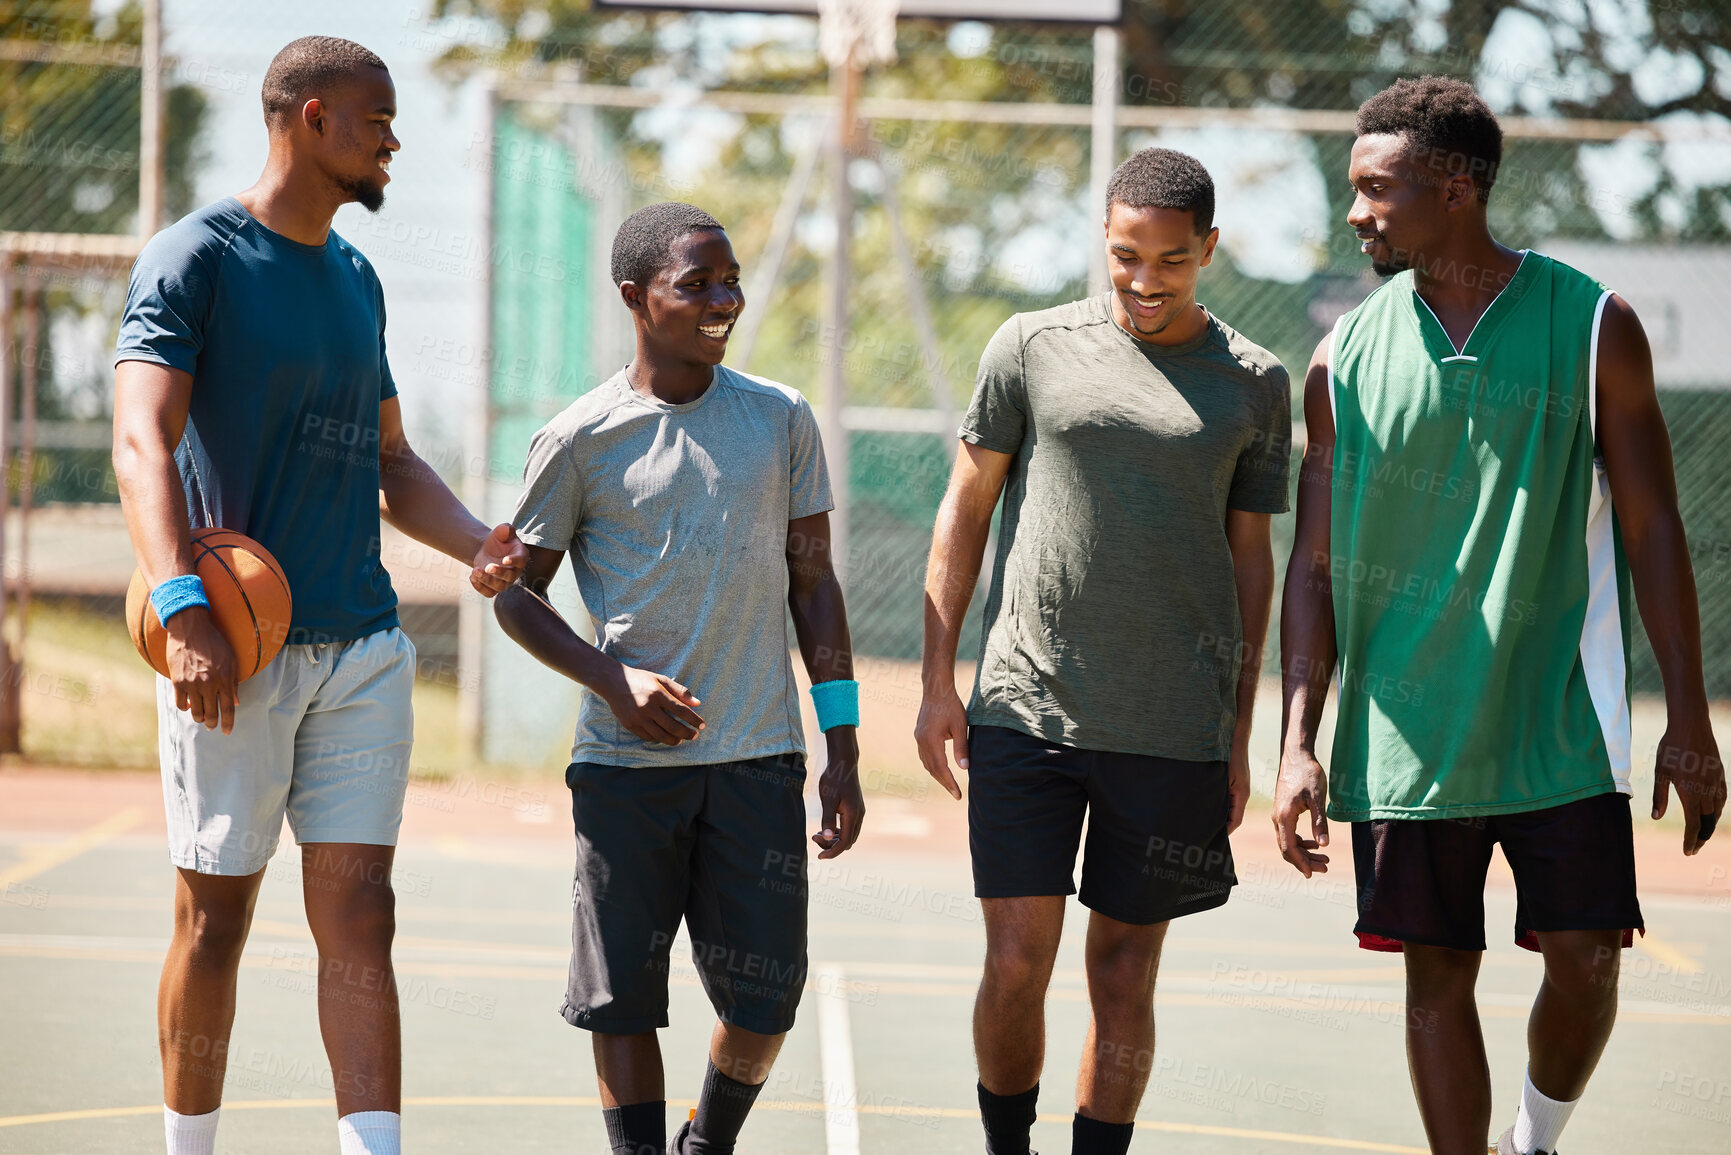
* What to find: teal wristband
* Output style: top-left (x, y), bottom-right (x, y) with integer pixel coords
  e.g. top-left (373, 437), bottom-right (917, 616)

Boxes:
top-left (149, 574), bottom-right (210, 625)
top-left (809, 679), bottom-right (860, 731)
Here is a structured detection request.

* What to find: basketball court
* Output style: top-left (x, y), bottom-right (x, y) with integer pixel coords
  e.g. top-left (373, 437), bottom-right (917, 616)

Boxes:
top-left (3, 2), bottom-right (1729, 1153)
top-left (3, 758), bottom-right (1727, 1154)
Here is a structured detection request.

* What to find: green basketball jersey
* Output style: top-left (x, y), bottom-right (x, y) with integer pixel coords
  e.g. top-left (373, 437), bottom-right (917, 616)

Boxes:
top-left (1326, 251), bottom-right (1630, 821)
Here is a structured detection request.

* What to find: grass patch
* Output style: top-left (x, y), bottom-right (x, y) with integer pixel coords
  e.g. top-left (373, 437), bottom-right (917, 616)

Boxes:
top-left (10, 599), bottom-right (560, 781)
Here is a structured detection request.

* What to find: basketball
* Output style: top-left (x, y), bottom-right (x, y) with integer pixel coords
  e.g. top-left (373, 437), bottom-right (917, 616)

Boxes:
top-left (125, 529), bottom-right (293, 682)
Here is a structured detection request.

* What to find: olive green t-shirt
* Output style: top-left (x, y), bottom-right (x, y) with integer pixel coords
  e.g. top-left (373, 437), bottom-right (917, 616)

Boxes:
top-left (961, 294), bottom-right (1291, 761)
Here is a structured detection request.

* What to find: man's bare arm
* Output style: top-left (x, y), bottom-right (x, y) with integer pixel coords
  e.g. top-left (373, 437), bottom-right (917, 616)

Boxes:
top-left (1225, 509), bottom-right (1274, 834)
top-left (1596, 294), bottom-right (1725, 853)
top-left (788, 511), bottom-right (863, 859)
top-left (378, 396), bottom-right (525, 596)
top-left (112, 360), bottom-right (239, 733)
top-left (493, 545), bottom-right (705, 746)
top-left (913, 442), bottom-right (1012, 799)
top-left (1272, 337), bottom-right (1339, 876)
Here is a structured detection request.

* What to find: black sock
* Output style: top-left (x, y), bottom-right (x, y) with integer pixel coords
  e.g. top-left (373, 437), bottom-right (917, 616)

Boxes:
top-left (979, 1081), bottom-right (1039, 1155)
top-left (1071, 1112), bottom-right (1134, 1155)
top-left (602, 1100), bottom-right (666, 1155)
top-left (687, 1061), bottom-right (764, 1154)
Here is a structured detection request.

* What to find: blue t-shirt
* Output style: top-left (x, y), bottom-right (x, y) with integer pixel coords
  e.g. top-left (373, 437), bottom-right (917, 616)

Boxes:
top-left (115, 196), bottom-right (399, 644)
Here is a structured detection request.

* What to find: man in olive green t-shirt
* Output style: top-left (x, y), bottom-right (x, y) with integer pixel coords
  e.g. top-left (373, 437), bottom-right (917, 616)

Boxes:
top-left (916, 147), bottom-right (1291, 1155)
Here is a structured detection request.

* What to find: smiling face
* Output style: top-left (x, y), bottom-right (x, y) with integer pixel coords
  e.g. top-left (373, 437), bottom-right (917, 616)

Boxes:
top-left (299, 66), bottom-right (399, 213)
top-left (1105, 203), bottom-right (1218, 343)
top-left (624, 229), bottom-right (744, 367)
top-left (1347, 132), bottom-right (1475, 278)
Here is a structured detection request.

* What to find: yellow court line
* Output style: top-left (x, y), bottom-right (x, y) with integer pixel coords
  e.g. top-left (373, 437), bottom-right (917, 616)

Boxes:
top-left (0, 807), bottom-right (148, 889)
top-left (0, 1096), bottom-right (1425, 1150)
top-left (1637, 932), bottom-right (1701, 974)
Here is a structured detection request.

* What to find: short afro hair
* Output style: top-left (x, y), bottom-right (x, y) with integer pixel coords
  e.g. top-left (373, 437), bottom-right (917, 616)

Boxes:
top-left (1357, 76), bottom-right (1502, 203)
top-left (611, 202), bottom-right (726, 287)
top-left (1105, 148), bottom-right (1215, 235)
top-left (262, 36), bottom-right (388, 130)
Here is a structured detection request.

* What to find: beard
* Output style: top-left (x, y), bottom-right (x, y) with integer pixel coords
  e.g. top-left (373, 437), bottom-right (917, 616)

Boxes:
top-left (334, 172), bottom-right (385, 213)
top-left (1364, 235), bottom-right (1409, 279)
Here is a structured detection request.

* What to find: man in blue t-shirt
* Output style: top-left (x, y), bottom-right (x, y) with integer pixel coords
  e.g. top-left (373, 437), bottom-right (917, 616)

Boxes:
top-left (112, 37), bottom-right (526, 1155)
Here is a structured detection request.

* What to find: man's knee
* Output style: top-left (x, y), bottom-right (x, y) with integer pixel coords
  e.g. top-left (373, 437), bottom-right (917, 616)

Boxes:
top-left (1403, 945), bottom-right (1481, 996)
top-left (983, 937), bottom-right (1057, 1000)
top-left (173, 893), bottom-right (253, 968)
top-left (312, 878), bottom-right (397, 950)
top-left (1542, 934), bottom-right (1621, 1003)
top-left (1086, 939), bottom-right (1161, 1004)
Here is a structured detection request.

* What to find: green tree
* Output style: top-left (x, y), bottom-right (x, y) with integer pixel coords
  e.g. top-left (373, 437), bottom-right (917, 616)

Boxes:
top-left (0, 2), bottom-right (212, 503)
top-left (0, 0), bottom-right (209, 234)
top-left (432, 0), bottom-right (1731, 663)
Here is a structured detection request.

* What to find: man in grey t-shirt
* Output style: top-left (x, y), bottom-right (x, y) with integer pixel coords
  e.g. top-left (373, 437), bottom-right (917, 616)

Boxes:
top-left (916, 150), bottom-right (1291, 1155)
top-left (495, 202), bottom-right (864, 1155)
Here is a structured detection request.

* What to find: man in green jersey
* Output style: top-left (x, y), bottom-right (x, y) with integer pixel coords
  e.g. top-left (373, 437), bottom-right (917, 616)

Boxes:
top-left (1274, 77), bottom-right (1725, 1155)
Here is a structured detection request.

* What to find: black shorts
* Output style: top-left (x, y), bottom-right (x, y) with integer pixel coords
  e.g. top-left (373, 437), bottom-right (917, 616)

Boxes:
top-left (967, 724), bottom-right (1236, 926)
top-left (562, 753), bottom-right (809, 1036)
top-left (1351, 790), bottom-right (1644, 953)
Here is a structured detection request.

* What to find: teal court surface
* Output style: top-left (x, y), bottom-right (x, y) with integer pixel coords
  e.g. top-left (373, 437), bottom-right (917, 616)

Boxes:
top-left (2, 767), bottom-right (1728, 1154)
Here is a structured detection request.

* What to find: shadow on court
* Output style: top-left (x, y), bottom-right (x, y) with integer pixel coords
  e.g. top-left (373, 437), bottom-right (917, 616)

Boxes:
top-left (1, 766), bottom-right (1727, 1153)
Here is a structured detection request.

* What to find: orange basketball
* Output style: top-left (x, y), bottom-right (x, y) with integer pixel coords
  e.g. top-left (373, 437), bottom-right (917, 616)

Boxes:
top-left (125, 528), bottom-right (293, 682)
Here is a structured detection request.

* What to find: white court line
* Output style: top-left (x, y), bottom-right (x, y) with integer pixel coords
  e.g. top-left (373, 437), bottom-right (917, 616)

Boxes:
top-left (815, 962), bottom-right (860, 1155)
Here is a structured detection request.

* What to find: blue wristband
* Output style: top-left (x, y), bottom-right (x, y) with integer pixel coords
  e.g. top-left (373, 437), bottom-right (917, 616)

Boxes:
top-left (149, 574), bottom-right (210, 625)
top-left (809, 679), bottom-right (860, 731)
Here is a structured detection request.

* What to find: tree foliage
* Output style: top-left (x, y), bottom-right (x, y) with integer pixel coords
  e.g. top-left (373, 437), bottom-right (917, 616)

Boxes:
top-left (0, 1), bottom-right (209, 234)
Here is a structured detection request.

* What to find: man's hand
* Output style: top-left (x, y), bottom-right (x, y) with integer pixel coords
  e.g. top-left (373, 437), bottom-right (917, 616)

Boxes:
top-left (913, 687), bottom-right (967, 801)
top-left (813, 726), bottom-right (865, 860)
top-left (1273, 747), bottom-right (1330, 877)
top-left (600, 664), bottom-right (705, 745)
top-left (1226, 742), bottom-right (1252, 835)
top-left (470, 523), bottom-right (529, 597)
top-left (1653, 720), bottom-right (1726, 855)
top-left (165, 607), bottom-right (238, 734)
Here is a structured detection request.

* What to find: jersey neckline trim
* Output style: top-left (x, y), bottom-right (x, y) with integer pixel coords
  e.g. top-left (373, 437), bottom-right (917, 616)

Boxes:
top-left (1408, 248), bottom-right (1534, 360)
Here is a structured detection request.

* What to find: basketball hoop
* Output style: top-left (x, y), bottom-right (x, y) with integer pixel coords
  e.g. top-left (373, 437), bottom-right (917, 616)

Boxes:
top-left (818, 0), bottom-right (898, 72)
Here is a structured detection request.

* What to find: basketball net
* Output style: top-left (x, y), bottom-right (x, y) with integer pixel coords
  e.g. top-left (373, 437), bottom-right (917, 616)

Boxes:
top-left (818, 0), bottom-right (898, 71)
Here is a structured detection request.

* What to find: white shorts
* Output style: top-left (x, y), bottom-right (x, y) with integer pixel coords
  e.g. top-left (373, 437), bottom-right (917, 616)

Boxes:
top-left (157, 627), bottom-right (416, 876)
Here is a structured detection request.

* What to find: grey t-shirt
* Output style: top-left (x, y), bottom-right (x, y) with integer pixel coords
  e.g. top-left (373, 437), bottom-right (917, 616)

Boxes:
top-left (961, 294), bottom-right (1291, 761)
top-left (513, 365), bottom-right (834, 768)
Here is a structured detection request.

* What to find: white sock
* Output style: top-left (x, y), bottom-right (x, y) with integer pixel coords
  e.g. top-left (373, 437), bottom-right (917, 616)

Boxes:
top-left (163, 1105), bottom-right (220, 1155)
top-left (338, 1110), bottom-right (402, 1155)
top-left (1513, 1069), bottom-right (1578, 1154)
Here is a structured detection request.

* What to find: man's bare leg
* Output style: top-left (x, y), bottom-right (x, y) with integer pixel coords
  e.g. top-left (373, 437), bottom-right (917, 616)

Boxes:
top-left (595, 1032), bottom-right (666, 1155)
top-left (1504, 929), bottom-right (1622, 1152)
top-left (1404, 944), bottom-right (1490, 1155)
top-left (977, 895), bottom-right (1066, 1092)
top-left (301, 843), bottom-right (401, 1117)
top-left (1075, 913), bottom-right (1168, 1123)
top-left (1527, 929), bottom-right (1621, 1097)
top-left (709, 1020), bottom-right (786, 1083)
top-left (159, 866), bottom-right (265, 1114)
top-left (672, 1022), bottom-right (789, 1153)
top-left (974, 895), bottom-right (1066, 1153)
top-left (595, 1032), bottom-right (665, 1107)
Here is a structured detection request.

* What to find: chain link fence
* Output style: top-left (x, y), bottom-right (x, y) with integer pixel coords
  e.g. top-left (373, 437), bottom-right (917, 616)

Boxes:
top-left (485, 8), bottom-right (1731, 700)
top-left (1, 0), bottom-right (1726, 764)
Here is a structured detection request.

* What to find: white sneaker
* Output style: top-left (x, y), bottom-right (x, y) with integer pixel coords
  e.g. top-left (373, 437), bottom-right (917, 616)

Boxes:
top-left (1494, 1125), bottom-right (1556, 1155)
